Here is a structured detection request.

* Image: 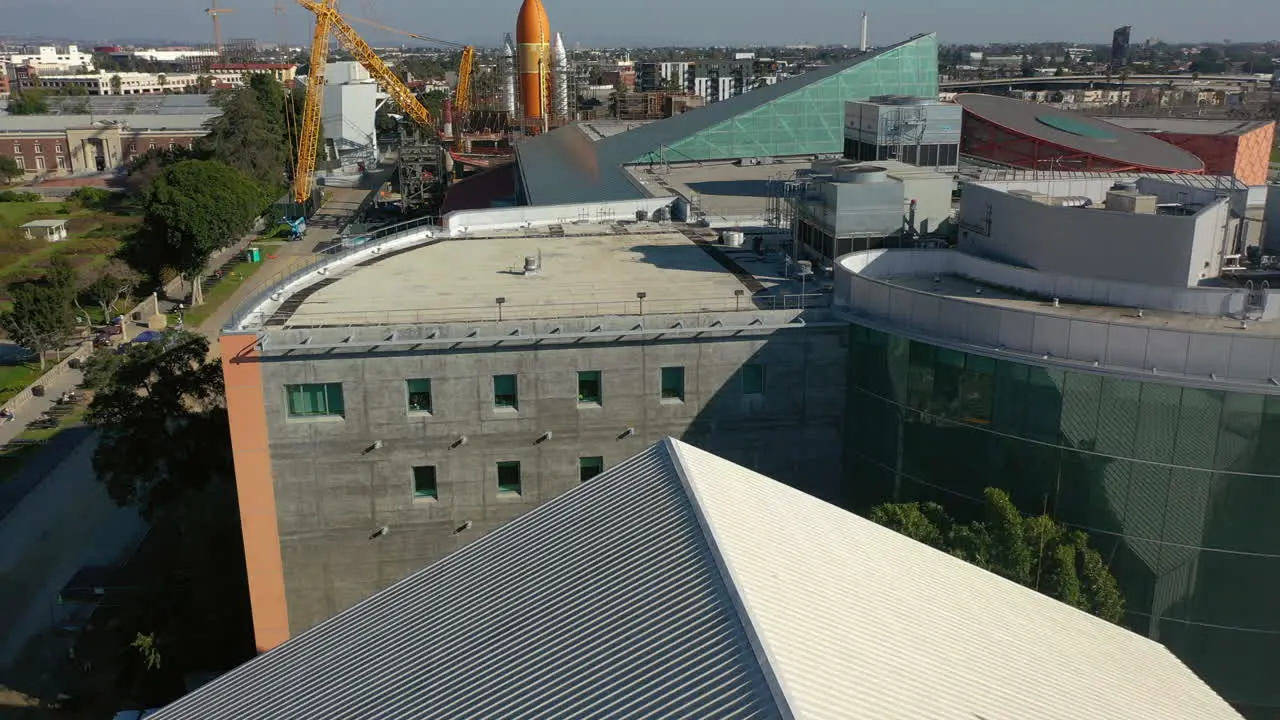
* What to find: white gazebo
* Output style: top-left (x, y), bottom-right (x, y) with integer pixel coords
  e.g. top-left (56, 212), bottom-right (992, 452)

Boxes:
top-left (21, 219), bottom-right (69, 243)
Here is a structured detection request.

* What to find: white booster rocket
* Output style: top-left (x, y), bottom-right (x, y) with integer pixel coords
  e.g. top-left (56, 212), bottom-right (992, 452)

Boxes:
top-left (502, 34), bottom-right (518, 115)
top-left (551, 32), bottom-right (569, 119)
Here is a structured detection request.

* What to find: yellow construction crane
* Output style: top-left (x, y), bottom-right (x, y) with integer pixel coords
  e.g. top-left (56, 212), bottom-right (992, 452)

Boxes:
top-left (296, 0), bottom-right (435, 129)
top-left (291, 0), bottom-right (336, 203)
top-left (346, 15), bottom-right (476, 115)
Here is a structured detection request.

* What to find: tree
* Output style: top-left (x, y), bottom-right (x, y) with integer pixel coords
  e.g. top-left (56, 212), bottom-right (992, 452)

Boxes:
top-left (139, 159), bottom-right (263, 304)
top-left (198, 82), bottom-right (289, 191)
top-left (86, 331), bottom-right (254, 682)
top-left (87, 330), bottom-right (230, 518)
top-left (83, 259), bottom-right (141, 321)
top-left (0, 277), bottom-right (77, 370)
top-left (157, 74), bottom-right (168, 93)
top-left (110, 74), bottom-right (123, 95)
top-left (0, 155), bottom-right (22, 184)
top-left (870, 488), bottom-right (1125, 623)
top-left (7, 90), bottom-right (49, 115)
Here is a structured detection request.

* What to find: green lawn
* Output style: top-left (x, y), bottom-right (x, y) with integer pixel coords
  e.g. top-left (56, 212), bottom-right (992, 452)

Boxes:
top-left (1272, 145), bottom-right (1280, 163)
top-left (182, 260), bottom-right (267, 328)
top-left (0, 199), bottom-right (141, 291)
top-left (0, 363), bottom-right (42, 406)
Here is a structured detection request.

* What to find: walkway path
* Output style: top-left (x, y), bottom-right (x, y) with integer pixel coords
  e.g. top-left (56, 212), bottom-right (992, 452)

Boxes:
top-left (0, 369), bottom-right (83, 450)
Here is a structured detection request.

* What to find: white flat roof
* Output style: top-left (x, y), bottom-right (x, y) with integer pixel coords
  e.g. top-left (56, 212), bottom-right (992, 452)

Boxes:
top-left (288, 224), bottom-right (767, 326)
top-left (21, 219), bottom-right (67, 228)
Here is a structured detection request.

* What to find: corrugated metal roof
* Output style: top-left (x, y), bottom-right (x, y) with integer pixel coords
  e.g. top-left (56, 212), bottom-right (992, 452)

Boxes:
top-left (671, 440), bottom-right (1242, 720)
top-left (150, 438), bottom-right (1242, 719)
top-left (515, 37), bottom-right (930, 206)
top-left (0, 114), bottom-right (214, 133)
top-left (149, 441), bottom-right (785, 720)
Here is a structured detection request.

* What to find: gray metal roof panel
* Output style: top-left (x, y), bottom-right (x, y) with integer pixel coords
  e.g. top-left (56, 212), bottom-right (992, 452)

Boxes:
top-left (956, 93), bottom-right (1206, 172)
top-left (0, 114), bottom-right (214, 132)
top-left (149, 442), bottom-right (784, 720)
top-left (517, 36), bottom-right (932, 206)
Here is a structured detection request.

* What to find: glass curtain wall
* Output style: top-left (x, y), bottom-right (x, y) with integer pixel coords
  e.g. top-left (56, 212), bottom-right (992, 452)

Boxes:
top-left (642, 36), bottom-right (939, 162)
top-left (846, 323), bottom-right (1280, 718)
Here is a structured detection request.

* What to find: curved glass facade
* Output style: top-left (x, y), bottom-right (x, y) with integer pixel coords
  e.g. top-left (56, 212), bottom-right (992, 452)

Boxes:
top-left (846, 324), bottom-right (1280, 718)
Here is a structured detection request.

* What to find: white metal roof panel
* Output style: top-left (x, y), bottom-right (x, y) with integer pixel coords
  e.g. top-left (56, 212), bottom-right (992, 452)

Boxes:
top-left (149, 442), bottom-right (784, 720)
top-left (671, 440), bottom-right (1241, 720)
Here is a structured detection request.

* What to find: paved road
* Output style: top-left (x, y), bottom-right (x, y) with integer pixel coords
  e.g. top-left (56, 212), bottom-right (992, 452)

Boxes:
top-left (0, 437), bottom-right (146, 671)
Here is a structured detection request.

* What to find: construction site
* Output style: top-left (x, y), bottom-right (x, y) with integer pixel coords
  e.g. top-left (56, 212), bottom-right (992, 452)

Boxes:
top-left (263, 0), bottom-right (582, 225)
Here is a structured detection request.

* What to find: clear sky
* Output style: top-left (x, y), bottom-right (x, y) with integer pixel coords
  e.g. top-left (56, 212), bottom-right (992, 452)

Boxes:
top-left (5, 0), bottom-right (1280, 48)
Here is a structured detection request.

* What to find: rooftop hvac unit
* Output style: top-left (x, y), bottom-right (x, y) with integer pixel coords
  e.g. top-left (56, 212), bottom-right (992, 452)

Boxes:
top-left (834, 165), bottom-right (889, 184)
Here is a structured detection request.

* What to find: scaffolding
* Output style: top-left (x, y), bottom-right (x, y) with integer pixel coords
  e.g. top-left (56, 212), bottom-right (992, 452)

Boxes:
top-left (397, 131), bottom-right (443, 213)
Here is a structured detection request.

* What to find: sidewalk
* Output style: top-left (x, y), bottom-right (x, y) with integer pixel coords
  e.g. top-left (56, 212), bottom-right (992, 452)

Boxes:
top-left (0, 367), bottom-right (84, 449)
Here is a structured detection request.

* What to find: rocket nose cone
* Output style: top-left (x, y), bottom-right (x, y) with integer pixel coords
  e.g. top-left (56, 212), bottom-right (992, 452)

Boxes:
top-left (516, 0), bottom-right (551, 44)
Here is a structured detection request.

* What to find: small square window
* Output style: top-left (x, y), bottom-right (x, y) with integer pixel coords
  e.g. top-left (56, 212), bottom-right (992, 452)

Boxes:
top-left (579, 456), bottom-right (604, 483)
top-left (494, 374), bottom-right (518, 409)
top-left (412, 465), bottom-right (437, 500)
top-left (406, 378), bottom-right (432, 413)
top-left (742, 364), bottom-right (766, 395)
top-left (284, 382), bottom-right (344, 418)
top-left (660, 366), bottom-right (685, 401)
top-left (577, 370), bottom-right (601, 405)
top-left (497, 461), bottom-right (521, 494)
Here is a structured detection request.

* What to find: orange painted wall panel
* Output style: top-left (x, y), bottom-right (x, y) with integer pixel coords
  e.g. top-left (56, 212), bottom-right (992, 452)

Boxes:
top-left (1234, 122), bottom-right (1275, 187)
top-left (220, 333), bottom-right (291, 653)
top-left (1146, 122), bottom-right (1276, 186)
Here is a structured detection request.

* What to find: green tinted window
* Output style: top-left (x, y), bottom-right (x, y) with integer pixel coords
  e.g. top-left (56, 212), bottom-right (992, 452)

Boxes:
top-left (579, 456), bottom-right (604, 483)
top-left (661, 366), bottom-right (685, 401)
top-left (407, 378), bottom-right (432, 413)
top-left (285, 383), bottom-right (344, 418)
top-left (412, 466), bottom-right (437, 499)
top-left (578, 370), bottom-right (602, 404)
top-left (742, 364), bottom-right (766, 395)
top-left (494, 374), bottom-right (518, 409)
top-left (497, 461), bottom-right (521, 494)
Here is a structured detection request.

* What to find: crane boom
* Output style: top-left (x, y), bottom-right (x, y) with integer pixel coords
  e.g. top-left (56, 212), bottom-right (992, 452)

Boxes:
top-left (345, 14), bottom-right (475, 115)
top-left (456, 45), bottom-right (475, 114)
top-left (296, 0), bottom-right (435, 131)
top-left (292, 0), bottom-right (335, 204)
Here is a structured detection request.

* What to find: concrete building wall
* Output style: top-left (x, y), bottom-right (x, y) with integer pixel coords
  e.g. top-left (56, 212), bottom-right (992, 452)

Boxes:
top-left (1266, 184), bottom-right (1280, 254)
top-left (256, 326), bottom-right (848, 634)
top-left (957, 183), bottom-right (1205, 287)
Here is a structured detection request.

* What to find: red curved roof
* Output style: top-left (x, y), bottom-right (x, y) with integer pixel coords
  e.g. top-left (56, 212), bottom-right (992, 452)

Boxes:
top-left (956, 94), bottom-right (1205, 173)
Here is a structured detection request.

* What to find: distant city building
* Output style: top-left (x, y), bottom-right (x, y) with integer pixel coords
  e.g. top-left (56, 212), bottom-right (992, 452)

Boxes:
top-left (637, 58), bottom-right (755, 104)
top-left (208, 63), bottom-right (298, 87)
top-left (1111, 25), bottom-right (1132, 71)
top-left (120, 48), bottom-right (219, 64)
top-left (33, 70), bottom-right (200, 96)
top-left (1, 45), bottom-right (94, 74)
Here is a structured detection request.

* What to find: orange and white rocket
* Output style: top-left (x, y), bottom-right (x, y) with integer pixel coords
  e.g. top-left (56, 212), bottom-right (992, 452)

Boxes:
top-left (516, 0), bottom-right (552, 119)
